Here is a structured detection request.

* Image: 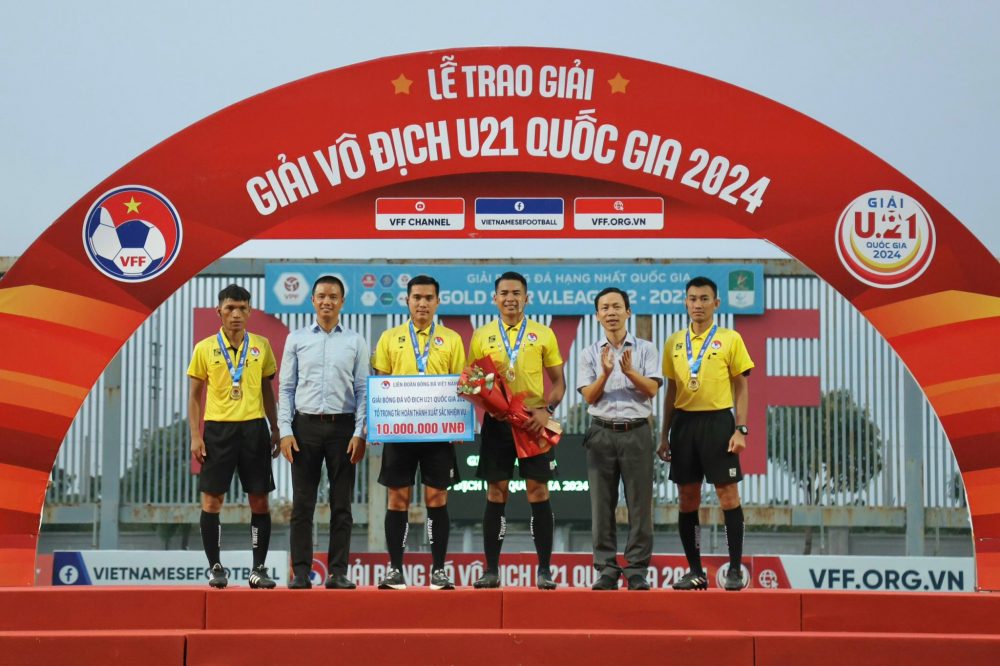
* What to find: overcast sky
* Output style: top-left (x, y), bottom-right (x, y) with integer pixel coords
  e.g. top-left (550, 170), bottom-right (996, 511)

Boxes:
top-left (2, 0), bottom-right (997, 261)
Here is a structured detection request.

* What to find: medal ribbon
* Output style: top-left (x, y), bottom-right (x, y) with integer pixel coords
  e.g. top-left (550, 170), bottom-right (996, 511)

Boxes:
top-left (685, 323), bottom-right (718, 379)
top-left (217, 330), bottom-right (250, 387)
top-left (498, 319), bottom-right (527, 374)
top-left (409, 320), bottom-right (435, 375)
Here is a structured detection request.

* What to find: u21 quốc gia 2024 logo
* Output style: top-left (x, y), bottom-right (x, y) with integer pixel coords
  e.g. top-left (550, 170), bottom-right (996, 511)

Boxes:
top-left (82, 185), bottom-right (182, 282)
top-left (835, 190), bottom-right (936, 289)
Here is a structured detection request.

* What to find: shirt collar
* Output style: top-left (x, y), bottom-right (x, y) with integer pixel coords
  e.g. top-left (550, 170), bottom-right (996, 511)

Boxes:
top-left (217, 328), bottom-right (247, 350)
top-left (688, 322), bottom-right (716, 339)
top-left (600, 332), bottom-right (635, 349)
top-left (408, 319), bottom-right (434, 335)
top-left (501, 318), bottom-right (526, 332)
top-left (311, 320), bottom-right (343, 333)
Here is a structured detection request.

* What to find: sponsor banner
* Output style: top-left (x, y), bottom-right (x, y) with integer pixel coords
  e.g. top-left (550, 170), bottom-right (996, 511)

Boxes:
top-left (367, 374), bottom-right (475, 443)
top-left (474, 197), bottom-right (564, 231)
top-left (52, 550), bottom-right (289, 586)
top-left (264, 263), bottom-right (764, 315)
top-left (573, 197), bottom-right (664, 230)
top-left (766, 555), bottom-right (974, 592)
top-left (375, 197), bottom-right (465, 231)
top-left (316, 553), bottom-right (973, 591)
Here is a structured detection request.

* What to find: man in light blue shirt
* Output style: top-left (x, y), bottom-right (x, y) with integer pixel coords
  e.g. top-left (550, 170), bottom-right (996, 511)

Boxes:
top-left (577, 287), bottom-right (661, 591)
top-left (278, 275), bottom-right (368, 589)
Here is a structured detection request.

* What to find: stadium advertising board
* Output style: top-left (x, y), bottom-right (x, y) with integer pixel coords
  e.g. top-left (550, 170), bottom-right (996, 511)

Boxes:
top-left (308, 553), bottom-right (973, 592)
top-left (52, 550), bottom-right (289, 587)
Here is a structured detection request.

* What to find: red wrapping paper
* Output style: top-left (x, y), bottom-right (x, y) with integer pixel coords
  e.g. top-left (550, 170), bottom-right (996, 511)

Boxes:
top-left (457, 356), bottom-right (562, 458)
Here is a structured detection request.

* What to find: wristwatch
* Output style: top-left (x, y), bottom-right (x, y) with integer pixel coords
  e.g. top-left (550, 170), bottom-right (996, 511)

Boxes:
top-left (735, 425), bottom-right (749, 435)
top-left (546, 404), bottom-right (558, 415)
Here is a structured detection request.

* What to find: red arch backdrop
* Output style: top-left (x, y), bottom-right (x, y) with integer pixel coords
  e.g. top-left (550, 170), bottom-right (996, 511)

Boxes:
top-left (1, 47), bottom-right (997, 588)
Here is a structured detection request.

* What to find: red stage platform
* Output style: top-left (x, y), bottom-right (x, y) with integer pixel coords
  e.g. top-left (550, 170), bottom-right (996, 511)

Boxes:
top-left (1, 587), bottom-right (998, 665)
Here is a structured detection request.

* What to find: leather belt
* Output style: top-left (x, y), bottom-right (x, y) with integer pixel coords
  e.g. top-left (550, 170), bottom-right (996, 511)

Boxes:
top-left (296, 412), bottom-right (355, 422)
top-left (592, 417), bottom-right (648, 432)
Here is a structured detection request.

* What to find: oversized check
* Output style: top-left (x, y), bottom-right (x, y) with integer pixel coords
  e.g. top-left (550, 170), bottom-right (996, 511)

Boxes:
top-left (367, 374), bottom-right (476, 443)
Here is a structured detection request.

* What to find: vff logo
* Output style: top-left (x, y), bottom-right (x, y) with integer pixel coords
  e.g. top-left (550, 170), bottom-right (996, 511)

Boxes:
top-left (82, 185), bottom-right (183, 282)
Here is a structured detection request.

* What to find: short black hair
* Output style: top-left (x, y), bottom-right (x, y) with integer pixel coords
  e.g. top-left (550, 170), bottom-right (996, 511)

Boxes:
top-left (407, 274), bottom-right (440, 296)
top-left (594, 287), bottom-right (630, 311)
top-left (218, 284), bottom-right (251, 305)
top-left (495, 271), bottom-right (527, 291)
top-left (313, 275), bottom-right (345, 296)
top-left (685, 276), bottom-right (718, 298)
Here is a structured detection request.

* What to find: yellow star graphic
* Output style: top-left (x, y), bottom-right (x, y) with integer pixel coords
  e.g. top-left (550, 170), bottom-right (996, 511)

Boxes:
top-left (124, 197), bottom-right (142, 214)
top-left (608, 72), bottom-right (630, 94)
top-left (391, 73), bottom-right (413, 95)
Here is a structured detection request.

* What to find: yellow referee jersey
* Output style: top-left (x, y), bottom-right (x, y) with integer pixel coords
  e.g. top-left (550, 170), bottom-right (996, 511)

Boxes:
top-left (373, 320), bottom-right (466, 375)
top-left (469, 318), bottom-right (562, 407)
top-left (662, 324), bottom-right (753, 411)
top-left (187, 330), bottom-right (276, 421)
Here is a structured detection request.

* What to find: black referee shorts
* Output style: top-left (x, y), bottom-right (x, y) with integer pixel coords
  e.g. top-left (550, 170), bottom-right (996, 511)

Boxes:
top-left (199, 418), bottom-right (275, 495)
top-left (475, 414), bottom-right (557, 482)
top-left (378, 441), bottom-right (462, 490)
top-left (668, 409), bottom-right (742, 486)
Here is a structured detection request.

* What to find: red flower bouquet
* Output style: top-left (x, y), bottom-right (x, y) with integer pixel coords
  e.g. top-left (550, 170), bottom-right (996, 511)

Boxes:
top-left (457, 356), bottom-right (562, 458)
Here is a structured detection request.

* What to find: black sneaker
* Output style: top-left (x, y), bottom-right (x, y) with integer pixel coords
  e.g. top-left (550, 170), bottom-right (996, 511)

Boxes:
top-left (591, 573), bottom-right (619, 590)
top-left (429, 569), bottom-right (455, 590)
top-left (723, 566), bottom-right (748, 591)
top-left (672, 570), bottom-right (708, 590)
top-left (208, 563), bottom-right (228, 589)
top-left (473, 570), bottom-right (501, 589)
top-left (536, 569), bottom-right (557, 590)
top-left (248, 564), bottom-right (276, 589)
top-left (377, 567), bottom-right (407, 590)
top-left (627, 574), bottom-right (651, 591)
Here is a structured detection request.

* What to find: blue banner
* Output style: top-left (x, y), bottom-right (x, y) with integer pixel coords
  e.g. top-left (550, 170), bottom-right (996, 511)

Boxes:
top-left (264, 263), bottom-right (764, 315)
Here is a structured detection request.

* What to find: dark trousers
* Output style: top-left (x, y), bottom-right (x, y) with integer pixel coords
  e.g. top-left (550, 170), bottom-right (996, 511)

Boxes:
top-left (289, 415), bottom-right (356, 577)
top-left (585, 421), bottom-right (654, 579)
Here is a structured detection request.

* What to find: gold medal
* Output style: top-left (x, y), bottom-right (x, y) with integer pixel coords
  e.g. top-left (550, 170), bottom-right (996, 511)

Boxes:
top-left (687, 376), bottom-right (700, 392)
top-left (230, 384), bottom-right (243, 400)
top-left (506, 368), bottom-right (516, 383)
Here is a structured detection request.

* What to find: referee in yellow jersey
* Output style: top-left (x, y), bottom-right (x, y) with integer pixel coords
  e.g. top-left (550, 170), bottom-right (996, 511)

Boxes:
top-left (658, 276), bottom-right (754, 591)
top-left (469, 271), bottom-right (566, 590)
top-left (187, 284), bottom-right (280, 590)
top-left (371, 275), bottom-right (466, 591)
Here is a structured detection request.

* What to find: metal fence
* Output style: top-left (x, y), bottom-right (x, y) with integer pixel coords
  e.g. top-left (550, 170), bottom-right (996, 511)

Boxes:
top-left (45, 271), bottom-right (966, 526)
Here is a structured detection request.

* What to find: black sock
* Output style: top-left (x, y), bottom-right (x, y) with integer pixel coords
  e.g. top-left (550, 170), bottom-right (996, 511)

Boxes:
top-left (678, 510), bottom-right (702, 574)
top-left (723, 505), bottom-right (745, 570)
top-left (250, 512), bottom-right (270, 568)
top-left (530, 500), bottom-right (554, 572)
top-left (385, 509), bottom-right (408, 570)
top-left (426, 505), bottom-right (450, 571)
top-left (483, 500), bottom-right (507, 572)
top-left (200, 510), bottom-right (221, 566)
